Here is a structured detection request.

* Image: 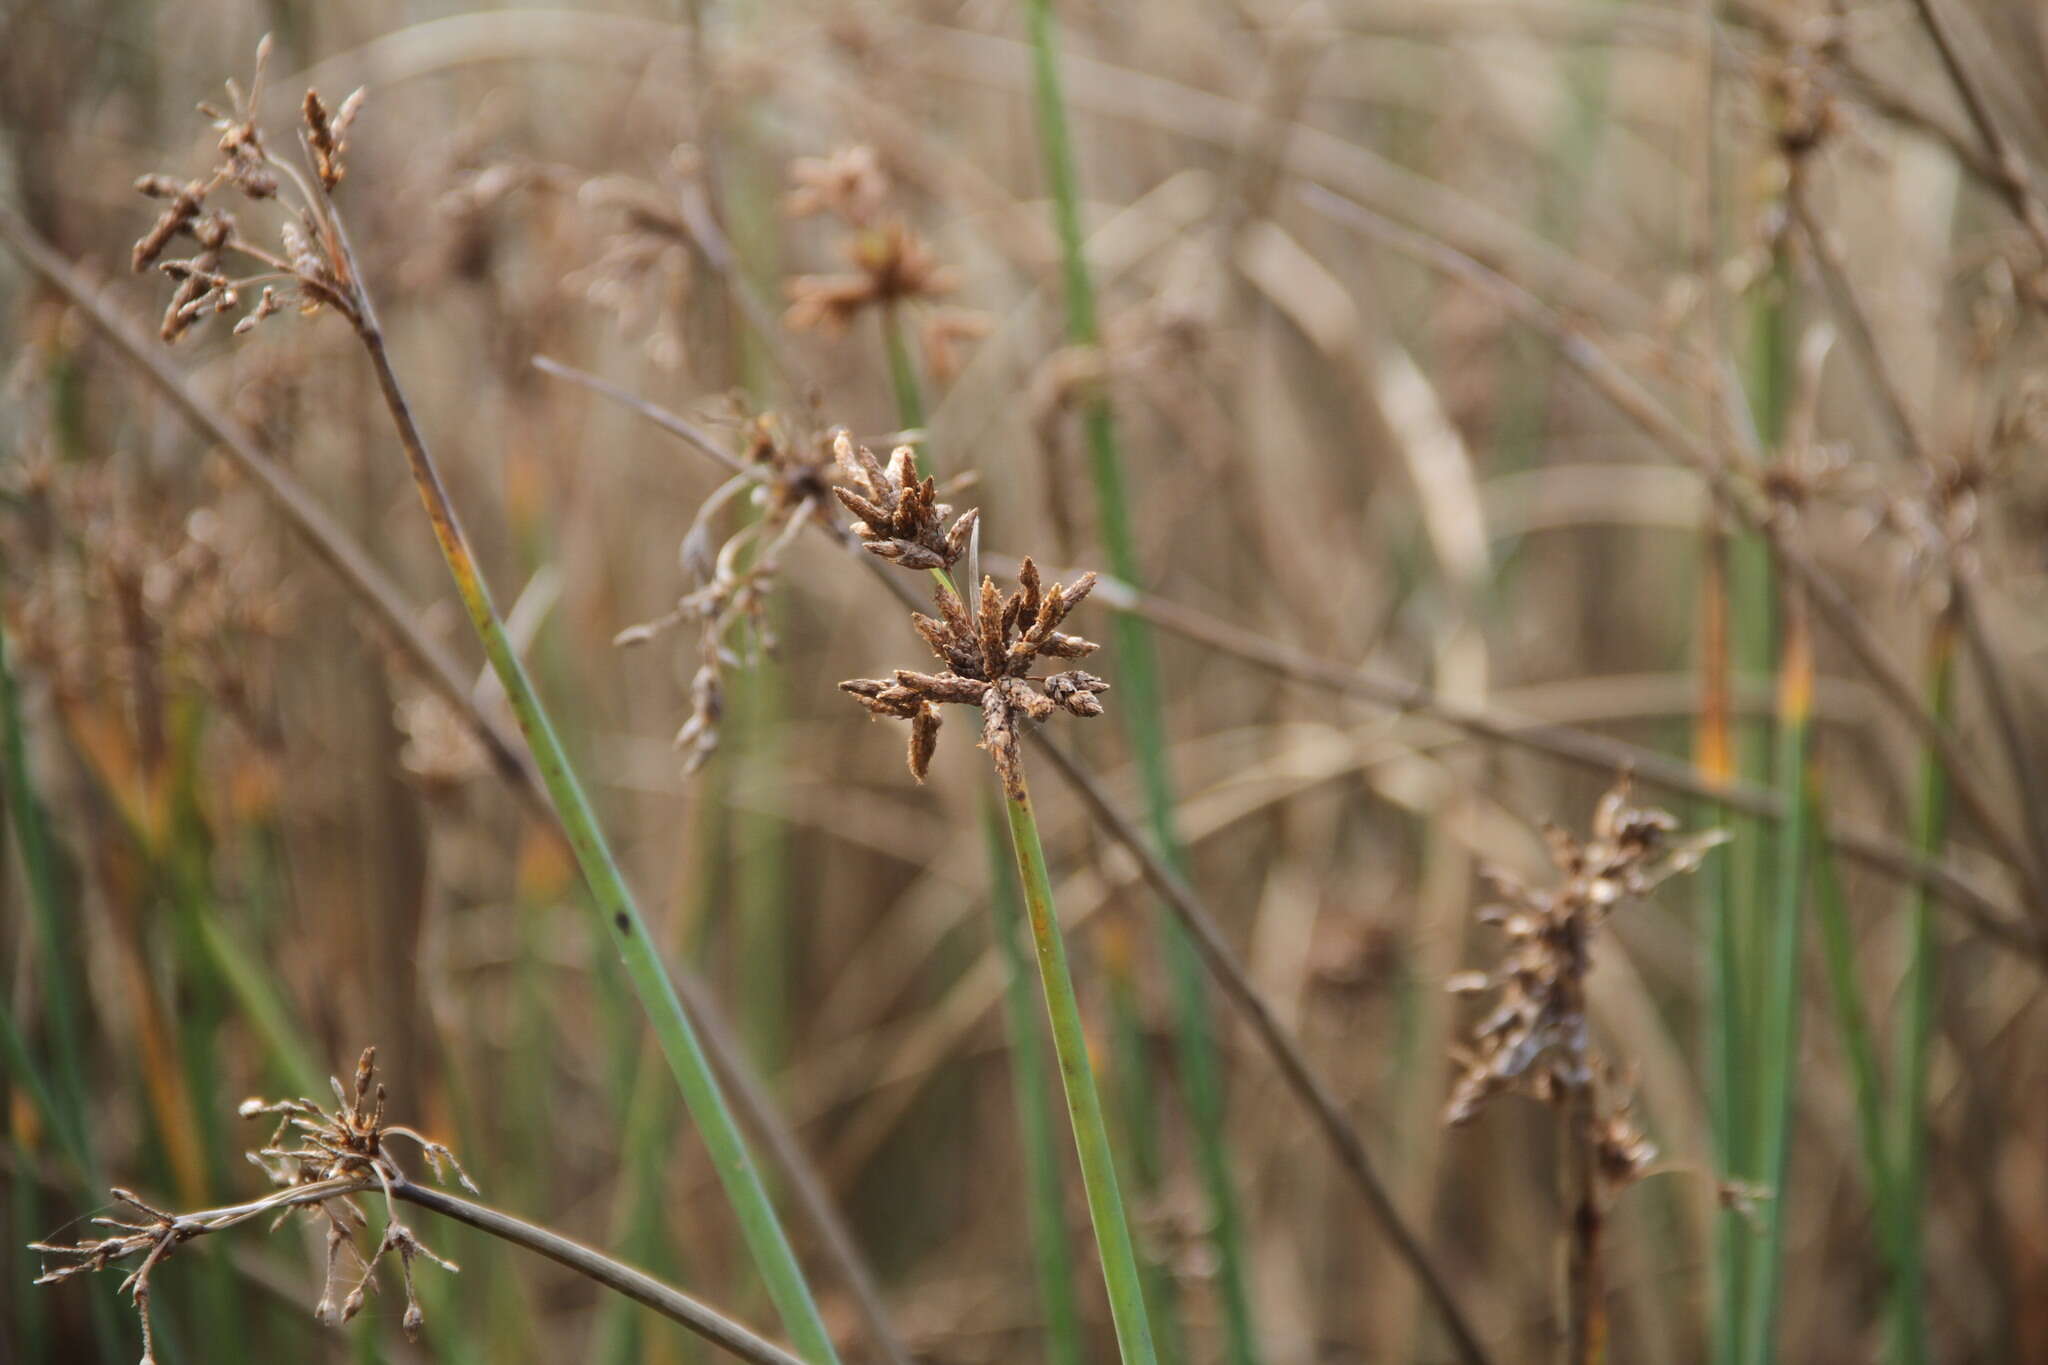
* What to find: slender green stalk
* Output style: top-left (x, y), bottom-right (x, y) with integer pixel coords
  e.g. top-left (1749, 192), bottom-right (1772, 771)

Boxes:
top-left (880, 302), bottom-right (927, 435)
top-left (1003, 777), bottom-right (1159, 1365)
top-left (1103, 921), bottom-right (1190, 1365)
top-left (335, 237), bottom-right (838, 1363)
top-left (1741, 599), bottom-right (1812, 1365)
top-left (1697, 520), bottom-right (1749, 1365)
top-left (985, 798), bottom-right (1089, 1365)
top-left (1023, 9), bottom-right (1260, 1362)
top-left (1890, 609), bottom-right (1955, 1365)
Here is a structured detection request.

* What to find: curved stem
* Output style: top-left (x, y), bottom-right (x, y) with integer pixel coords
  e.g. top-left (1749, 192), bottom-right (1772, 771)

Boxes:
top-left (393, 1181), bottom-right (807, 1365)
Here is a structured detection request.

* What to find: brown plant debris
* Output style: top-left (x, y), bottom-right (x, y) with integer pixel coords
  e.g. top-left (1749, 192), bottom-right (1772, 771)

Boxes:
top-left (32, 1048), bottom-right (471, 1357)
top-left (841, 556), bottom-right (1107, 792)
top-left (782, 145), bottom-right (963, 336)
top-left (615, 409), bottom-right (836, 773)
top-left (129, 36), bottom-right (363, 341)
top-left (1444, 779), bottom-right (1726, 1170)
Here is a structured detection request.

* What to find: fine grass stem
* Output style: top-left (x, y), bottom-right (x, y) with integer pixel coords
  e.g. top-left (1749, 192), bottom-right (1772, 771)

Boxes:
top-left (985, 797), bottom-right (1089, 1365)
top-left (1002, 776), bottom-right (1160, 1365)
top-left (1741, 595), bottom-right (1812, 1365)
top-left (326, 207), bottom-right (842, 1365)
top-left (1890, 608), bottom-right (1956, 1365)
top-left (1023, 8), bottom-right (1261, 1362)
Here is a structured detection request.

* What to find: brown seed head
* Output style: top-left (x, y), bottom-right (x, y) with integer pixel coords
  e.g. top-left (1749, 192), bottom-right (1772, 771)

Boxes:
top-left (840, 558), bottom-right (1107, 790)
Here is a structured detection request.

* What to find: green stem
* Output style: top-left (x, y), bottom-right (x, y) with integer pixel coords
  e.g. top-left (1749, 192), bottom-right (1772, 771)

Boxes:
top-left (1024, 8), bottom-right (1260, 1362)
top-left (1004, 776), bottom-right (1159, 1365)
top-left (985, 797), bottom-right (1089, 1365)
top-left (1741, 600), bottom-right (1812, 1365)
top-left (345, 303), bottom-right (839, 1364)
top-left (879, 302), bottom-right (926, 435)
top-left (1890, 610), bottom-right (1955, 1365)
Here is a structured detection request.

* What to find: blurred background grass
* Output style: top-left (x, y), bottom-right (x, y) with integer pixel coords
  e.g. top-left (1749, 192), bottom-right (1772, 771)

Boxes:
top-left (4, 1), bottom-right (2047, 1362)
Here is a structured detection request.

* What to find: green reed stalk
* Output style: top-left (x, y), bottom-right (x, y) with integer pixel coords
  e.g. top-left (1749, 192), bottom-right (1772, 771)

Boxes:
top-left (339, 260), bottom-right (839, 1364)
top-left (985, 798), bottom-right (1089, 1365)
top-left (1024, 8), bottom-right (1260, 1362)
top-left (1697, 521), bottom-right (1750, 1365)
top-left (890, 317), bottom-right (1089, 1365)
top-left (1104, 922), bottom-right (1191, 1365)
top-left (881, 301), bottom-right (927, 435)
top-left (1890, 609), bottom-right (1955, 1365)
top-left (1741, 598), bottom-right (1812, 1365)
top-left (1003, 776), bottom-right (1160, 1365)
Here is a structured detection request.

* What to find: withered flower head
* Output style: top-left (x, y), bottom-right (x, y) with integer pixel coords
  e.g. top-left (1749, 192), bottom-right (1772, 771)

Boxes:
top-left (832, 432), bottom-right (977, 570)
top-left (1444, 779), bottom-right (1724, 1132)
top-left (840, 557), bottom-right (1108, 792)
top-left (616, 410), bottom-right (834, 775)
top-left (304, 86), bottom-right (367, 191)
top-left (784, 221), bottom-right (958, 334)
top-left (130, 37), bottom-right (363, 342)
top-left (32, 1048), bottom-right (471, 1354)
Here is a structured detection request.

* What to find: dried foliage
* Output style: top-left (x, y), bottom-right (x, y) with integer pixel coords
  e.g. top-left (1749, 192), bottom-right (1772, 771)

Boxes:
top-left (128, 38), bottom-right (359, 342)
top-left (615, 410), bottom-right (836, 772)
top-left (33, 1050), bottom-right (469, 1358)
top-left (841, 554), bottom-right (1107, 792)
top-left (781, 143), bottom-right (981, 374)
top-left (1446, 780), bottom-right (1725, 1136)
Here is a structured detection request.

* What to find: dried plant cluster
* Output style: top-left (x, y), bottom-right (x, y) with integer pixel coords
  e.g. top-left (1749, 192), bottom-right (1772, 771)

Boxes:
top-left (32, 1050), bottom-right (470, 1360)
top-left (831, 434), bottom-right (1106, 792)
top-left (782, 145), bottom-right (988, 380)
top-left (783, 145), bottom-right (955, 332)
top-left (614, 409), bottom-right (838, 772)
top-left (1445, 781), bottom-right (1726, 1178)
top-left (129, 39), bottom-right (362, 342)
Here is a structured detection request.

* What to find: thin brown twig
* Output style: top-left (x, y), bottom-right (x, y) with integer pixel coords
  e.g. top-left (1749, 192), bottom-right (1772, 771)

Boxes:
top-left (397, 1181), bottom-right (807, 1365)
top-left (34, 1172), bottom-right (807, 1365)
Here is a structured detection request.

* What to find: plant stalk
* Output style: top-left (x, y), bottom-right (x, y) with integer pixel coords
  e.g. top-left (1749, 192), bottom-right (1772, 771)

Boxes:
top-left (332, 222), bottom-right (839, 1363)
top-left (1022, 8), bottom-right (1261, 1362)
top-left (1741, 590), bottom-right (1813, 1365)
top-left (1002, 774), bottom-right (1160, 1365)
top-left (985, 797), bottom-right (1089, 1365)
top-left (1890, 607), bottom-right (1956, 1365)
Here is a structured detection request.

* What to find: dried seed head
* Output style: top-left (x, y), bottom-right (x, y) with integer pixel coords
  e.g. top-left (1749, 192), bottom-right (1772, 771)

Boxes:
top-left (132, 178), bottom-right (209, 273)
top-left (841, 559), bottom-right (1109, 787)
top-left (303, 87), bottom-right (363, 190)
top-left (831, 432), bottom-right (978, 571)
top-left (1443, 779), bottom-right (1722, 1196)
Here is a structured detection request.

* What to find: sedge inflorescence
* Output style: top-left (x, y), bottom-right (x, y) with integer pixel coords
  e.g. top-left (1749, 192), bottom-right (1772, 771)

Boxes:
top-left (1444, 780), bottom-right (1726, 1184)
top-left (831, 433), bottom-right (1108, 793)
top-left (32, 1049), bottom-right (471, 1358)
